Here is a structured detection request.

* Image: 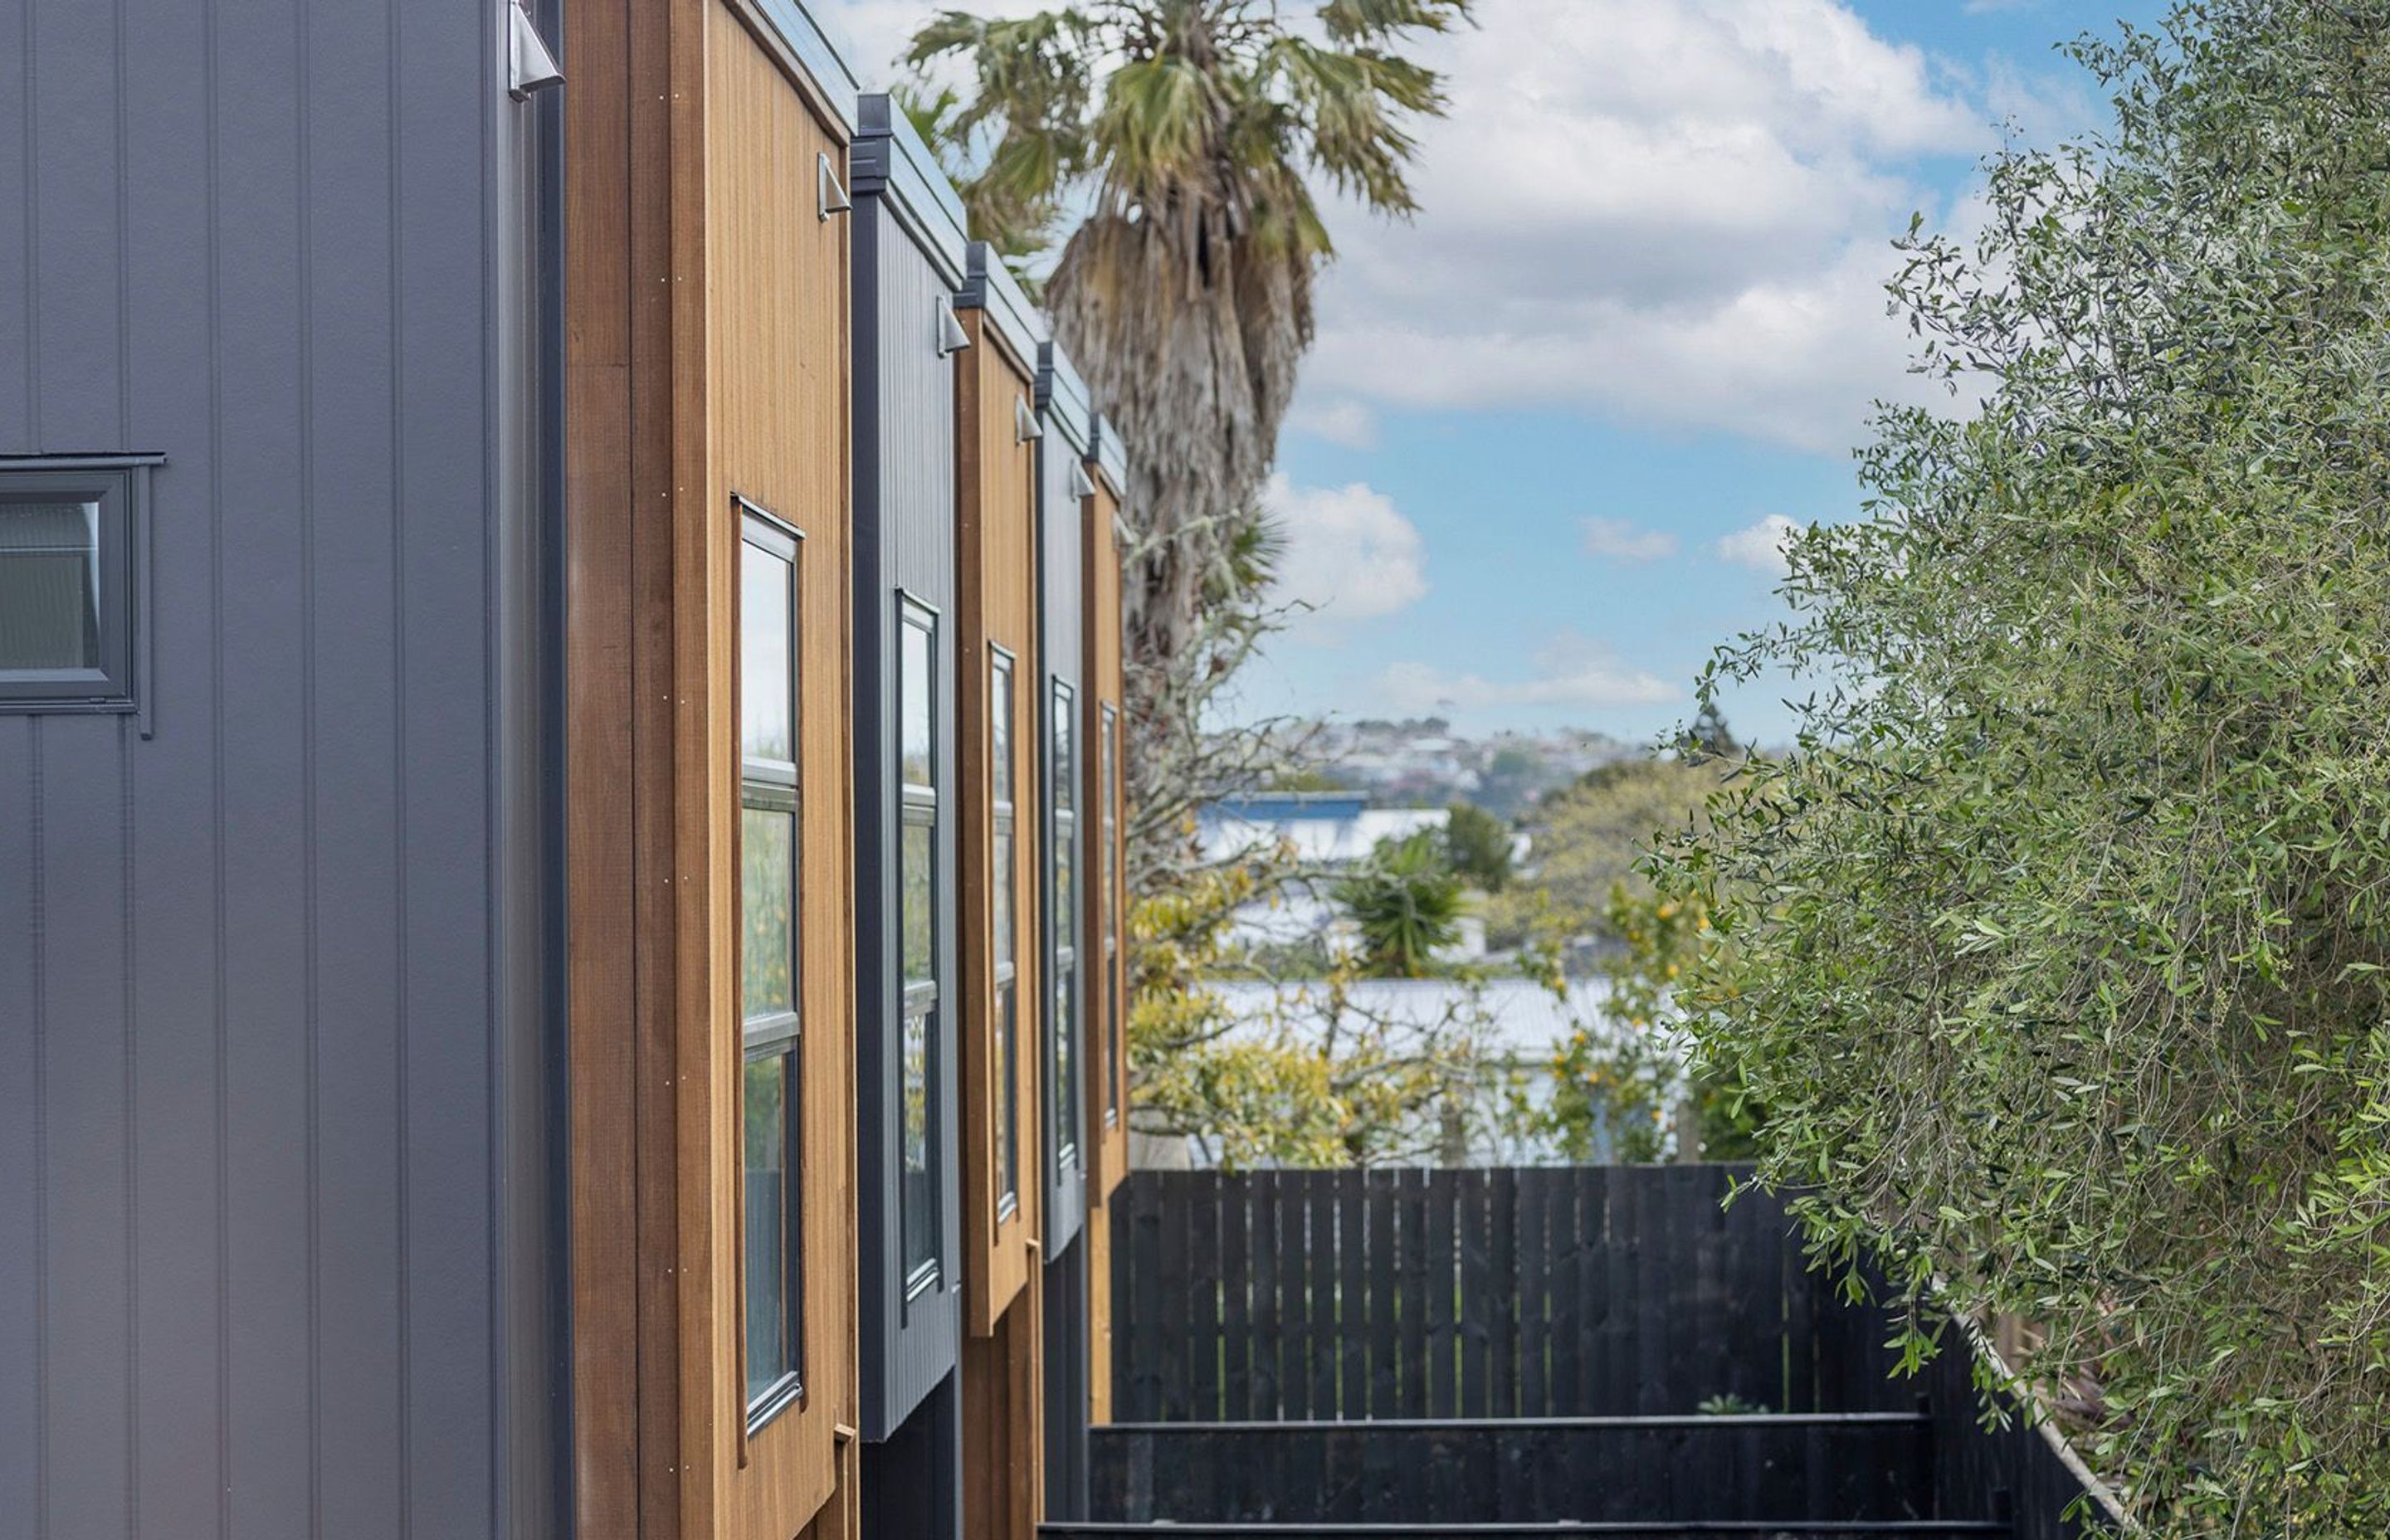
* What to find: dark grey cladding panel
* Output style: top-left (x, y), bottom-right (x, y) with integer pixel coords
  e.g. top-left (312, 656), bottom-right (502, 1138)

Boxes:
top-left (1, 0), bottom-right (560, 1535)
top-left (1089, 412), bottom-right (1129, 503)
top-left (1038, 340), bottom-right (1094, 458)
top-left (958, 241), bottom-right (1049, 378)
top-left (852, 95), bottom-right (970, 286)
top-left (851, 196), bottom-right (965, 1440)
top-left (1036, 418), bottom-right (1087, 1252)
top-left (742, 0), bottom-right (865, 134)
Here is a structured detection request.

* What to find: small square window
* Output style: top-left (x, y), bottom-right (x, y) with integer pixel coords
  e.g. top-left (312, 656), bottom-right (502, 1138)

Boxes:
top-left (0, 457), bottom-right (151, 713)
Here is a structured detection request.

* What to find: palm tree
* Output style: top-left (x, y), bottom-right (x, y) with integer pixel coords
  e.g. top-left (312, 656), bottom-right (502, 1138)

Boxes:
top-left (1332, 831), bottom-right (1466, 979)
top-left (908, 0), bottom-right (1467, 872)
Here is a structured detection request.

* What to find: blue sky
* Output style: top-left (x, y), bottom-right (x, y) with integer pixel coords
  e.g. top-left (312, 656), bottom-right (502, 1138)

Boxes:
top-left (828, 0), bottom-right (2174, 746)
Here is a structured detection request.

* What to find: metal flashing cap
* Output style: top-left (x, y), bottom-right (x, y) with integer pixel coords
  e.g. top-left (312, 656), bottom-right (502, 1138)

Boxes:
top-left (854, 94), bottom-right (970, 282)
top-left (956, 242), bottom-right (1050, 373)
top-left (1036, 339), bottom-right (1093, 456)
top-left (1088, 412), bottom-right (1129, 500)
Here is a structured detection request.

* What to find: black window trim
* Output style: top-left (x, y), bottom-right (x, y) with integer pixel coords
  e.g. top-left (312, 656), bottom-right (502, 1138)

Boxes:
top-left (1050, 675), bottom-right (1080, 1173)
top-left (988, 643), bottom-right (1022, 1222)
top-left (1100, 701), bottom-right (1120, 1129)
top-left (895, 590), bottom-right (944, 1305)
top-left (0, 454), bottom-right (161, 725)
top-left (734, 495), bottom-right (807, 1433)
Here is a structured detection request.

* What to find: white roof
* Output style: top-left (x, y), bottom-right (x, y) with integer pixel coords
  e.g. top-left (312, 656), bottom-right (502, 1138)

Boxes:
top-left (1202, 806), bottom-right (1449, 866)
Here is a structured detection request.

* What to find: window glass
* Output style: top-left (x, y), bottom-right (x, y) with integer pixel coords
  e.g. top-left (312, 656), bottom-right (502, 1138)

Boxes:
top-left (0, 500), bottom-right (101, 670)
top-left (737, 506), bottom-right (802, 1417)
top-left (902, 1006), bottom-right (936, 1289)
top-left (1101, 709), bottom-right (1118, 950)
top-left (901, 818), bottom-right (934, 985)
top-left (1054, 834), bottom-right (1075, 958)
top-left (1051, 686), bottom-right (1075, 810)
top-left (1102, 707), bottom-right (1120, 1121)
top-left (1053, 968), bottom-right (1076, 1166)
top-left (740, 541), bottom-right (793, 763)
top-left (897, 601), bottom-right (941, 1296)
top-left (1051, 680), bottom-right (1079, 1169)
top-left (993, 827), bottom-right (1015, 969)
top-left (997, 983), bottom-right (1020, 1215)
top-left (900, 615), bottom-right (934, 787)
top-left (742, 804), bottom-right (796, 1021)
top-left (742, 1051), bottom-right (796, 1406)
top-left (990, 655), bottom-right (1013, 805)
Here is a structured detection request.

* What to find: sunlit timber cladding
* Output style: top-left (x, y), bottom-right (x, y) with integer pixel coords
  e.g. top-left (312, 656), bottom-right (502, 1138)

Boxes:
top-left (954, 240), bottom-right (1056, 1540)
top-left (1080, 412), bottom-right (1135, 1427)
top-left (1035, 335), bottom-right (1103, 1522)
top-left (565, 1), bottom-right (866, 1537)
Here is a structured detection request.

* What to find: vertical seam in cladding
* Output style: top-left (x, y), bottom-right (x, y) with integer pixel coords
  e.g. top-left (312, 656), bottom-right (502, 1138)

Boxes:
top-left (203, 0), bottom-right (232, 1532)
top-left (20, 0), bottom-right (38, 447)
top-left (479, 10), bottom-right (502, 1531)
top-left (295, 0), bottom-right (323, 1530)
top-left (385, 0), bottom-right (412, 1528)
top-left (31, 722), bottom-right (49, 1540)
top-left (114, 0), bottom-right (139, 1527)
top-left (113, 0), bottom-right (131, 446)
top-left (121, 724), bottom-right (139, 1540)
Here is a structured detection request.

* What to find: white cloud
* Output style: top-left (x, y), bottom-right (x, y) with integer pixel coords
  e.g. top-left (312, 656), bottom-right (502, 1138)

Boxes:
top-left (1581, 516), bottom-right (1678, 563)
top-left (1288, 397), bottom-right (1380, 450)
top-left (1266, 474), bottom-right (1428, 629)
top-left (1714, 514), bottom-right (1801, 573)
top-left (1302, 0), bottom-right (2001, 451)
top-left (1378, 633), bottom-right (1677, 714)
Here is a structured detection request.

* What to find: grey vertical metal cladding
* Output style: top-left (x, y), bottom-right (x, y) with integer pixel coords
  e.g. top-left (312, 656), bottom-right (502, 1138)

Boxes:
top-left (1, 0), bottom-right (562, 1536)
top-left (1037, 339), bottom-right (1093, 1254)
top-left (851, 92), bottom-right (969, 1451)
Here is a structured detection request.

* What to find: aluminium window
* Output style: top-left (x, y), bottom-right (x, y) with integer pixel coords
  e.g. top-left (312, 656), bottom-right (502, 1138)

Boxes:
top-left (1051, 680), bottom-right (1079, 1173)
top-left (738, 503), bottom-right (804, 1426)
top-left (0, 457), bottom-right (153, 713)
top-left (898, 598), bottom-right (943, 1299)
top-left (990, 648), bottom-right (1021, 1219)
top-left (1101, 704), bottom-right (1120, 1128)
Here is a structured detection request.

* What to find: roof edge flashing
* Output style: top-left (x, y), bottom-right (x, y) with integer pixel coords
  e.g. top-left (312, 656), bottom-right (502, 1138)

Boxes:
top-left (1087, 412), bottom-right (1129, 500)
top-left (738, 0), bottom-right (863, 135)
top-left (1036, 340), bottom-right (1094, 455)
top-left (955, 242), bottom-right (1049, 377)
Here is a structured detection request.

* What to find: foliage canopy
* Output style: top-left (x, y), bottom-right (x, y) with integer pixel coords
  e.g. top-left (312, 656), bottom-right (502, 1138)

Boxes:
top-left (1668, 3), bottom-right (2390, 1529)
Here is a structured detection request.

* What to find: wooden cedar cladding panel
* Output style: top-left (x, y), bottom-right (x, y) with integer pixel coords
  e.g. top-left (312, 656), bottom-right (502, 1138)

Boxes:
top-left (960, 1266), bottom-right (1045, 1540)
top-left (958, 282), bottom-right (1051, 1540)
top-left (1082, 473), bottom-right (1129, 1199)
top-left (851, 110), bottom-right (968, 1439)
top-left (1080, 465), bottom-right (1129, 1429)
top-left (696, 2), bottom-right (859, 1533)
top-left (566, 0), bottom-right (861, 1535)
top-left (956, 311), bottom-right (1046, 1338)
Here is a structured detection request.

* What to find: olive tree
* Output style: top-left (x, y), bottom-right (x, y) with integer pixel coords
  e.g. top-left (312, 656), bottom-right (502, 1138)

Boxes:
top-left (1666, 4), bottom-right (2390, 1531)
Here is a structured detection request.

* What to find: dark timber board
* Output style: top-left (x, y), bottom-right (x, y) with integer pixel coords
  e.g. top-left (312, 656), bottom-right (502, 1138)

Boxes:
top-left (1086, 1416), bottom-right (1935, 1527)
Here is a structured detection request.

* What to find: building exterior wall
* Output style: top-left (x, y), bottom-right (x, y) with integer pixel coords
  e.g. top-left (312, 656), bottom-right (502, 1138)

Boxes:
top-left (954, 287), bottom-right (1049, 1540)
top-left (564, 1), bottom-right (861, 1536)
top-left (0, 0), bottom-right (561, 1534)
top-left (1080, 463), bottom-right (1129, 1429)
top-left (851, 122), bottom-right (968, 1443)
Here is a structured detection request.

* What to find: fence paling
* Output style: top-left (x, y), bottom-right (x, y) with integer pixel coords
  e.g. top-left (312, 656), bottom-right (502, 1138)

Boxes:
top-left (1110, 1164), bottom-right (1912, 1423)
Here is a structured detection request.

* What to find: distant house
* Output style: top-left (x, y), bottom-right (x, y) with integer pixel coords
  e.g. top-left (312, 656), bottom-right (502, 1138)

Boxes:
top-left (1201, 792), bottom-right (1450, 867)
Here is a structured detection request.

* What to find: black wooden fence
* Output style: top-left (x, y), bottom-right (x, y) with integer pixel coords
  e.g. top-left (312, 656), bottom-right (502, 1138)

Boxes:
top-left (1111, 1164), bottom-right (1907, 1423)
top-left (1105, 1165), bottom-right (2123, 1540)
